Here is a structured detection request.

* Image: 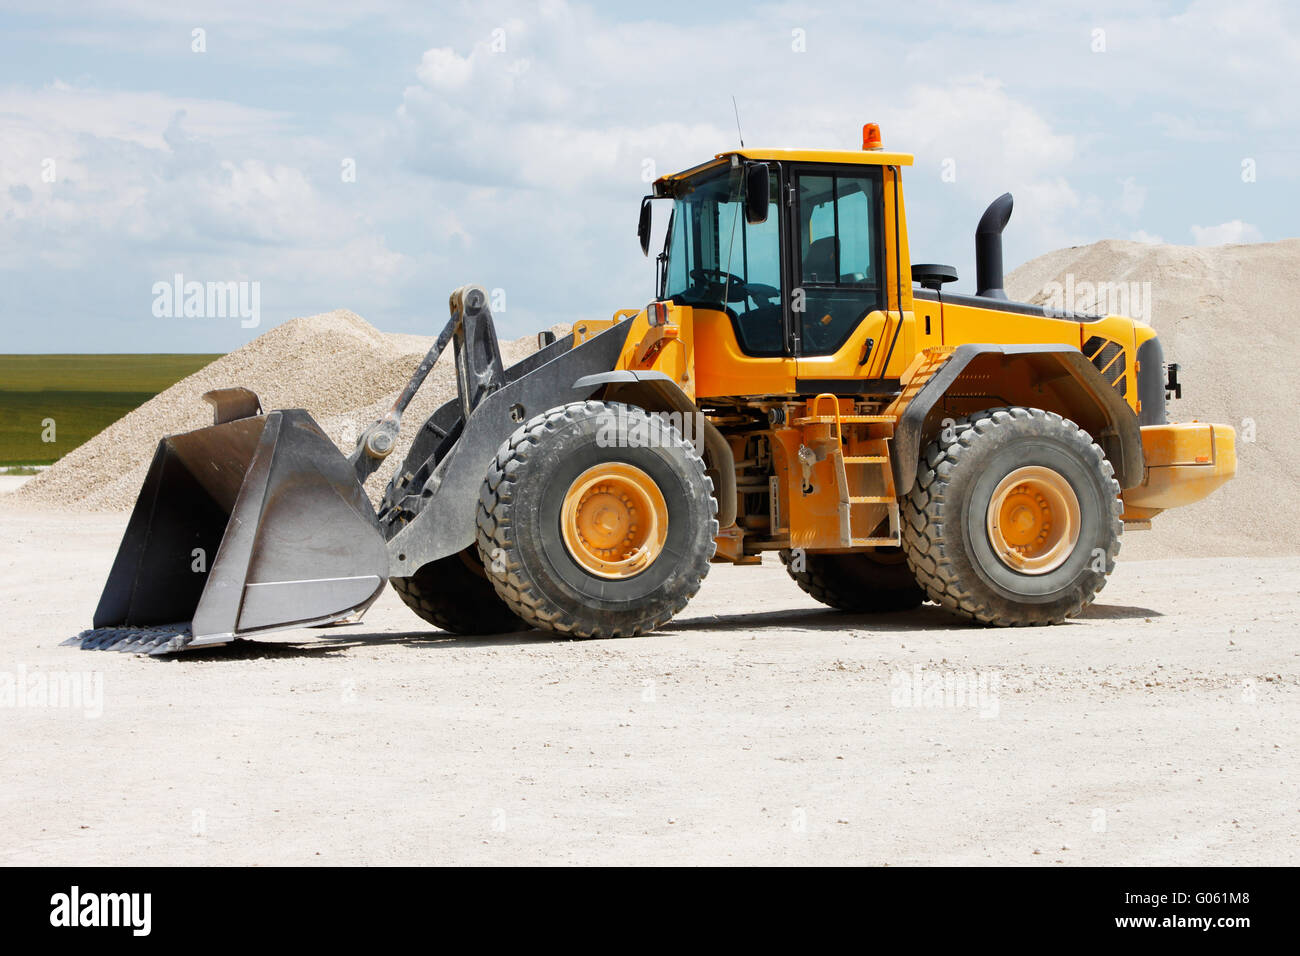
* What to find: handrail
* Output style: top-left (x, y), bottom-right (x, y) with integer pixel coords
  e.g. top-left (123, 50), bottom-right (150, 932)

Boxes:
top-left (808, 392), bottom-right (844, 445)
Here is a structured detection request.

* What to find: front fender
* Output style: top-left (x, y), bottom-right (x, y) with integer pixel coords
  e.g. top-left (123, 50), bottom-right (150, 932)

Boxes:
top-left (386, 321), bottom-right (634, 575)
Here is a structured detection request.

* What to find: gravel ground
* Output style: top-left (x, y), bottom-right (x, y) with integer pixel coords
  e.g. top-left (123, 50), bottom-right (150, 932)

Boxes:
top-left (1, 503), bottom-right (1295, 866)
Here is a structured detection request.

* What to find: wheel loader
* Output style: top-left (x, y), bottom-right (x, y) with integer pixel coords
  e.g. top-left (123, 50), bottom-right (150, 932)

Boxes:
top-left (69, 124), bottom-right (1237, 654)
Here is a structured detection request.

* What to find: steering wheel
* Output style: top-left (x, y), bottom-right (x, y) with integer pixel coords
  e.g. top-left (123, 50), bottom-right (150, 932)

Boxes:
top-left (690, 267), bottom-right (749, 303)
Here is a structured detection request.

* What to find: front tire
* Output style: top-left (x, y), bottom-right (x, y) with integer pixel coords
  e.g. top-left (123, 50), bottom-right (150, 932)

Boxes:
top-left (901, 406), bottom-right (1122, 625)
top-left (476, 401), bottom-right (718, 638)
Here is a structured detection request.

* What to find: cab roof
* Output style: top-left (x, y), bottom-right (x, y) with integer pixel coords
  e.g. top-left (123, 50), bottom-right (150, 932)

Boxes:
top-left (654, 147), bottom-right (915, 188)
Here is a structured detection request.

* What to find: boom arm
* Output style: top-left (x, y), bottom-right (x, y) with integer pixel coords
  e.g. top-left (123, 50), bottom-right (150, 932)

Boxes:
top-left (349, 285), bottom-right (504, 484)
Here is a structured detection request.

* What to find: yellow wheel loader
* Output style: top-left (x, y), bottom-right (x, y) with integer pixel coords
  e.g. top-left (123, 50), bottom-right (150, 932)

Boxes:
top-left (70, 125), bottom-right (1236, 653)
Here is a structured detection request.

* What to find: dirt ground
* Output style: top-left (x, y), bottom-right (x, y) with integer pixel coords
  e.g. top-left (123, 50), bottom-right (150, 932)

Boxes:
top-left (1, 500), bottom-right (1296, 866)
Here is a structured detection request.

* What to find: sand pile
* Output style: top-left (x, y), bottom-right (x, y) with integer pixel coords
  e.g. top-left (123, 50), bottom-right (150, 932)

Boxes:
top-left (1008, 238), bottom-right (1300, 559)
top-left (13, 309), bottom-right (568, 512)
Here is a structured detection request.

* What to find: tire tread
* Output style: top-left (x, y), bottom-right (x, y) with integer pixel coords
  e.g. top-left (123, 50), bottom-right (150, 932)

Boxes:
top-left (901, 406), bottom-right (1122, 626)
top-left (475, 401), bottom-right (718, 638)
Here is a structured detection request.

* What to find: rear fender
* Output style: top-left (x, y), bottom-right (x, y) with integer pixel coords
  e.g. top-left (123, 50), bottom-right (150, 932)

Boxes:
top-left (891, 344), bottom-right (1145, 494)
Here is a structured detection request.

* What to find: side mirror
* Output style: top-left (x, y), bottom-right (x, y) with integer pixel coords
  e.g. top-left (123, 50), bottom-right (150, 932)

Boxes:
top-left (537, 329), bottom-right (557, 349)
top-left (744, 162), bottom-right (770, 225)
top-left (637, 196), bottom-right (653, 256)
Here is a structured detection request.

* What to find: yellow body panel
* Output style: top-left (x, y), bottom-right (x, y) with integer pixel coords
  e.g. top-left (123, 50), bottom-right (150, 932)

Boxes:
top-left (940, 302), bottom-right (1080, 348)
top-left (1122, 423), bottom-right (1236, 518)
top-left (884, 165), bottom-right (913, 315)
top-left (795, 311), bottom-right (915, 382)
top-left (573, 316), bottom-right (620, 345)
top-left (689, 307), bottom-right (796, 396)
top-left (609, 303), bottom-right (697, 397)
top-left (652, 148), bottom-right (915, 190)
top-left (723, 148), bottom-right (915, 168)
top-left (627, 304), bottom-right (924, 397)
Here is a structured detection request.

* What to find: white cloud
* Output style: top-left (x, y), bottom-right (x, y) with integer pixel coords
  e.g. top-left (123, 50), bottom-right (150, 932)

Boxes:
top-left (0, 93), bottom-right (362, 259)
top-left (1129, 229), bottom-right (1165, 244)
top-left (0, 82), bottom-right (285, 150)
top-left (1190, 220), bottom-right (1264, 245)
top-left (394, 9), bottom-right (730, 197)
top-left (1150, 112), bottom-right (1229, 143)
top-left (9, 0), bottom-right (406, 67)
top-left (1119, 177), bottom-right (1146, 217)
top-left (416, 48), bottom-right (475, 91)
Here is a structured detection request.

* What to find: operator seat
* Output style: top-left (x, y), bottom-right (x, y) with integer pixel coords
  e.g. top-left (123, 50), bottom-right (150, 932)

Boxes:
top-left (805, 236), bottom-right (839, 283)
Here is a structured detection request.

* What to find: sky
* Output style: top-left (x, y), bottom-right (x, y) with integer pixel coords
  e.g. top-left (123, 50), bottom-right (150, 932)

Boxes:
top-left (0, 0), bottom-right (1295, 352)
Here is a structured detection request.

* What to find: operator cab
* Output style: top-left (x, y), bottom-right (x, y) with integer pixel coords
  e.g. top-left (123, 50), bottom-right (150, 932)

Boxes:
top-left (642, 135), bottom-right (906, 359)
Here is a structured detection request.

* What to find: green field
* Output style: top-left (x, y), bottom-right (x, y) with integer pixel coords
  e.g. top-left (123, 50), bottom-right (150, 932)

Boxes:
top-left (0, 355), bottom-right (220, 465)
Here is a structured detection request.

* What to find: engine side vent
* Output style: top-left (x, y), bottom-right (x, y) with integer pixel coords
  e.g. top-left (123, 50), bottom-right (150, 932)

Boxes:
top-left (1082, 335), bottom-right (1128, 397)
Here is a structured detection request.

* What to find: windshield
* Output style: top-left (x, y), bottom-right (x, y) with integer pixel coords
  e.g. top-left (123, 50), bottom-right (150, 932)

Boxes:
top-left (661, 166), bottom-right (784, 355)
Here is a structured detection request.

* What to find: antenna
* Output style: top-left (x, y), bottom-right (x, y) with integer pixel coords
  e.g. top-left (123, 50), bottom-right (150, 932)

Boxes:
top-left (731, 96), bottom-right (744, 148)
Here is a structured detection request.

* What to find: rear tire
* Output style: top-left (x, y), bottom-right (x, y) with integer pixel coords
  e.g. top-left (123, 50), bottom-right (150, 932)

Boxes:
top-left (476, 401), bottom-right (718, 638)
top-left (390, 547), bottom-right (527, 635)
top-left (780, 547), bottom-right (924, 612)
top-left (901, 406), bottom-right (1122, 626)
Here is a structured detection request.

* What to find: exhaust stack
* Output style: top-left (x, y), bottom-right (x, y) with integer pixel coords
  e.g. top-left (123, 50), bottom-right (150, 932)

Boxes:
top-left (975, 192), bottom-right (1013, 300)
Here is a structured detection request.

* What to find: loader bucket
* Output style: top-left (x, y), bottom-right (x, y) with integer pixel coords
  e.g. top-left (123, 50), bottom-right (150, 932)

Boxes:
top-left (73, 405), bottom-right (389, 654)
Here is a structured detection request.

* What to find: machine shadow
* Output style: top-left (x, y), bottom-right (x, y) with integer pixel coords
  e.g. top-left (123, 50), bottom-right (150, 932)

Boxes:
top-left (1075, 602), bottom-right (1164, 620)
top-left (152, 598), bottom-right (1164, 659)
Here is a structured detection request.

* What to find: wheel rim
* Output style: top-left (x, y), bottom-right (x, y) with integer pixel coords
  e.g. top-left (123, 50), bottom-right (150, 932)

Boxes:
top-left (560, 463), bottom-right (669, 579)
top-left (985, 465), bottom-right (1081, 575)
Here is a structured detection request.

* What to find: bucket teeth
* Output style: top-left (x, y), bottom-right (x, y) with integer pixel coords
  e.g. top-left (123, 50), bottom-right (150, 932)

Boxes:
top-left (65, 624), bottom-right (192, 655)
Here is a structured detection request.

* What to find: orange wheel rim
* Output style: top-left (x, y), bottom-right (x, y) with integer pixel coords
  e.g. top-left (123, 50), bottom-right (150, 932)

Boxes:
top-left (986, 466), bottom-right (1081, 575)
top-left (560, 463), bottom-right (668, 579)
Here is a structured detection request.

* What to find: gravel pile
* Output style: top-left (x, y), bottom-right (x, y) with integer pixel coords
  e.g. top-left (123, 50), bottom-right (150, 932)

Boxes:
top-left (13, 309), bottom-right (567, 512)
top-left (1008, 238), bottom-right (1299, 559)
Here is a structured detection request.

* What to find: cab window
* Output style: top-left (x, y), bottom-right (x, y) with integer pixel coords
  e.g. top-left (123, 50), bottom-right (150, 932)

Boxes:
top-left (662, 166), bottom-right (785, 356)
top-left (795, 170), bottom-right (884, 355)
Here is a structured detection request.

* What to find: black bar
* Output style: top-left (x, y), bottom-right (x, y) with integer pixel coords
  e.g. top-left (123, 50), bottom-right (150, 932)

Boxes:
top-left (3, 866), bottom-right (1285, 943)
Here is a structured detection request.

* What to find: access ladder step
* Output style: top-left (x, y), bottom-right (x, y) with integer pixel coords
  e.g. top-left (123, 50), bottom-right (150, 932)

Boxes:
top-left (848, 496), bottom-right (895, 504)
top-left (851, 537), bottom-right (900, 547)
top-left (792, 414), bottom-right (895, 426)
top-left (842, 456), bottom-right (889, 464)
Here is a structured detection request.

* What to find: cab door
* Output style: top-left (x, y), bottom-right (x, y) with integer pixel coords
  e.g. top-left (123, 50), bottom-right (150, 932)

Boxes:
top-left (784, 165), bottom-right (888, 376)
